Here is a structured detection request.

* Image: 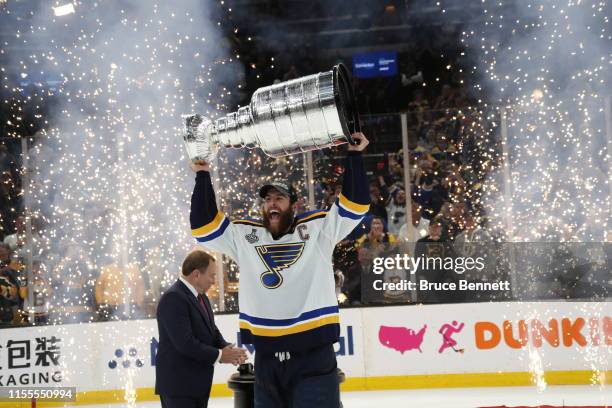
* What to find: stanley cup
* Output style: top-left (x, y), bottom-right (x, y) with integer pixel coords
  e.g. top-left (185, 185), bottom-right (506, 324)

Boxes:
top-left (182, 64), bottom-right (360, 162)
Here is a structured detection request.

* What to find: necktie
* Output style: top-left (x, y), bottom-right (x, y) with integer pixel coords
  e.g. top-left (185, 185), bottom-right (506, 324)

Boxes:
top-left (198, 294), bottom-right (211, 322)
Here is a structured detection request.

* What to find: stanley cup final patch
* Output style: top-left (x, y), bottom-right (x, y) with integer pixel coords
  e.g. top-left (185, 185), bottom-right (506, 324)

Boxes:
top-left (245, 229), bottom-right (259, 243)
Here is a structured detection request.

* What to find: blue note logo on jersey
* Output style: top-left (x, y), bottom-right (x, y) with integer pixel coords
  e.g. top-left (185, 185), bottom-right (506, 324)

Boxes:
top-left (255, 242), bottom-right (305, 289)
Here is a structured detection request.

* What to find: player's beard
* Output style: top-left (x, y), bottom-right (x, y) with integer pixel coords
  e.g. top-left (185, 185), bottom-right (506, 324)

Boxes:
top-left (263, 207), bottom-right (295, 237)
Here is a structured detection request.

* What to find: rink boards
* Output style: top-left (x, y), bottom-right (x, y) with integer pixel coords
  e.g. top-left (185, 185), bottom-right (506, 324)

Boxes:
top-left (0, 301), bottom-right (609, 405)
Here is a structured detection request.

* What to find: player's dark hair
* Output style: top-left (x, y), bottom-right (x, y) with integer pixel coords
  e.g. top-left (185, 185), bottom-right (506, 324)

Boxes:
top-left (182, 250), bottom-right (215, 276)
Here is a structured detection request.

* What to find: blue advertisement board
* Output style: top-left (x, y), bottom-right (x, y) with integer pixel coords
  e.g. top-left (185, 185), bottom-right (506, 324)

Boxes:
top-left (352, 51), bottom-right (398, 78)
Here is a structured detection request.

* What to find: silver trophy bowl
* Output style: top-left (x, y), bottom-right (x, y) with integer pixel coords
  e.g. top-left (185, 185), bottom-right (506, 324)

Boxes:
top-left (183, 64), bottom-right (360, 162)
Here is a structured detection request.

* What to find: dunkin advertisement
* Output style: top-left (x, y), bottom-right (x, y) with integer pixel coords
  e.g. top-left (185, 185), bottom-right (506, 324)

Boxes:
top-left (362, 302), bottom-right (610, 378)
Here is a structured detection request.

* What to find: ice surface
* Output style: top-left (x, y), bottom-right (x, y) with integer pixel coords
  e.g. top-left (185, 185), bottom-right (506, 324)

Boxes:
top-left (75, 385), bottom-right (610, 408)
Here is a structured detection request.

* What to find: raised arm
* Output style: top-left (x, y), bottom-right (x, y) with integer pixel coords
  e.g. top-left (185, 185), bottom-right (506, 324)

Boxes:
top-left (320, 133), bottom-right (371, 244)
top-left (190, 161), bottom-right (238, 260)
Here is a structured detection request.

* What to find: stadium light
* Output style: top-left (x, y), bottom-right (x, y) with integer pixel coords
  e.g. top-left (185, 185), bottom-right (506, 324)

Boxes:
top-left (53, 3), bottom-right (75, 17)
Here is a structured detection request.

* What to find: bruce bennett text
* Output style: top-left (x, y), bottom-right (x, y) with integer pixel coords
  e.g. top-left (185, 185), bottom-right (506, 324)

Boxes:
top-left (373, 279), bottom-right (511, 292)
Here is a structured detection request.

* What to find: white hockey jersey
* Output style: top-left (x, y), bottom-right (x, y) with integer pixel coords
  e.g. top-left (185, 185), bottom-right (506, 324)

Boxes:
top-left (190, 152), bottom-right (369, 353)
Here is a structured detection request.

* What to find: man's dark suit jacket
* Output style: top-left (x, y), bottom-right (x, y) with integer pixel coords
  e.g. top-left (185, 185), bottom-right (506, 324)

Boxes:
top-left (155, 279), bottom-right (230, 398)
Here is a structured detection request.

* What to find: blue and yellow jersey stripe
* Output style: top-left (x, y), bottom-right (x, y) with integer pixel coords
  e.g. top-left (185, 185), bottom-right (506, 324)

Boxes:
top-left (338, 193), bottom-right (369, 213)
top-left (295, 210), bottom-right (327, 225)
top-left (192, 211), bottom-right (230, 242)
top-left (336, 192), bottom-right (370, 220)
top-left (240, 316), bottom-right (340, 337)
top-left (233, 219), bottom-right (264, 227)
top-left (239, 306), bottom-right (339, 337)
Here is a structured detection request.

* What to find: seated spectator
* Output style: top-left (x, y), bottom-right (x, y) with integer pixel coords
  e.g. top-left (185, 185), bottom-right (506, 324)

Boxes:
top-left (368, 181), bottom-right (389, 224)
top-left (398, 201), bottom-right (430, 254)
top-left (0, 243), bottom-right (20, 326)
top-left (356, 217), bottom-right (398, 263)
top-left (438, 202), bottom-right (461, 239)
top-left (0, 241), bottom-right (22, 275)
top-left (388, 152), bottom-right (404, 182)
top-left (431, 134), bottom-right (458, 161)
top-left (0, 238), bottom-right (25, 273)
top-left (421, 129), bottom-right (438, 151)
top-left (386, 187), bottom-right (408, 236)
top-left (416, 216), bottom-right (447, 246)
top-left (95, 261), bottom-right (145, 321)
top-left (407, 89), bottom-right (430, 125)
top-left (413, 170), bottom-right (445, 219)
top-left (414, 143), bottom-right (428, 155)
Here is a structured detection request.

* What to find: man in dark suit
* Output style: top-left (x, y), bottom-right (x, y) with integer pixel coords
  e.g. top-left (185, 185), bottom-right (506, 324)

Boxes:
top-left (155, 250), bottom-right (247, 408)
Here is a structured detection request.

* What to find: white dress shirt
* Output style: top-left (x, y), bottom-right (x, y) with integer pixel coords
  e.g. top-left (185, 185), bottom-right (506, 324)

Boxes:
top-left (179, 276), bottom-right (222, 364)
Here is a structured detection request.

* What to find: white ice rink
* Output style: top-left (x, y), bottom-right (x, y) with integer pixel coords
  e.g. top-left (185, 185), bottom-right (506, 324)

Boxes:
top-left (79, 386), bottom-right (610, 408)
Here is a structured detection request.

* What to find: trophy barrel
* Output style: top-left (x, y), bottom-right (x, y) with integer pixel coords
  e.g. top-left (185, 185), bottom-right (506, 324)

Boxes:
top-left (210, 106), bottom-right (259, 150)
top-left (211, 63), bottom-right (360, 158)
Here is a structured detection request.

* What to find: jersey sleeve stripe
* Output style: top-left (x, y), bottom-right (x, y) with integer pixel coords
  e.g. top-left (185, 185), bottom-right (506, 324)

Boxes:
top-left (338, 193), bottom-right (369, 214)
top-left (336, 199), bottom-right (369, 220)
top-left (192, 211), bottom-right (227, 236)
top-left (239, 315), bottom-right (339, 337)
top-left (194, 217), bottom-right (230, 242)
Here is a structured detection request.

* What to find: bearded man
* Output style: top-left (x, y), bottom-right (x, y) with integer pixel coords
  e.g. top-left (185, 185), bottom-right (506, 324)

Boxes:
top-left (189, 132), bottom-right (370, 408)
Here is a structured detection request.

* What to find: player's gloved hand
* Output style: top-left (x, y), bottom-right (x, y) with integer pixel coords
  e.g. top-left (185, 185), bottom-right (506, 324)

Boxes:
top-left (348, 132), bottom-right (369, 152)
top-left (190, 160), bottom-right (210, 172)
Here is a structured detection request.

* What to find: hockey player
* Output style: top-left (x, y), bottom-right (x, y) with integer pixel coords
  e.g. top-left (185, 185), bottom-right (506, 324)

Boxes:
top-left (190, 132), bottom-right (370, 407)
